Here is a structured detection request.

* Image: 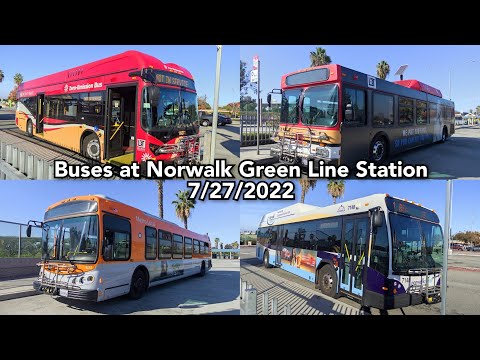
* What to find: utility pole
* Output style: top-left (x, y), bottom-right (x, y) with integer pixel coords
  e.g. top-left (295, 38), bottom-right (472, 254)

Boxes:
top-left (441, 180), bottom-right (453, 315)
top-left (210, 45), bottom-right (222, 164)
top-left (256, 59), bottom-right (261, 155)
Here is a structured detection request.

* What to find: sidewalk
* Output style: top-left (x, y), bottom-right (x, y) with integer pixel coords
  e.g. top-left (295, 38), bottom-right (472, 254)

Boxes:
top-left (0, 277), bottom-right (38, 302)
top-left (240, 144), bottom-right (277, 165)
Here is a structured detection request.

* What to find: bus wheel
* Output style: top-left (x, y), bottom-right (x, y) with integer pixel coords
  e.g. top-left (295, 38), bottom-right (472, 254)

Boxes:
top-left (318, 265), bottom-right (338, 298)
top-left (128, 269), bottom-right (147, 300)
top-left (199, 261), bottom-right (206, 277)
top-left (26, 120), bottom-right (33, 137)
top-left (263, 251), bottom-right (271, 268)
top-left (370, 136), bottom-right (387, 163)
top-left (83, 133), bottom-right (100, 160)
top-left (202, 120), bottom-right (210, 127)
top-left (441, 128), bottom-right (448, 143)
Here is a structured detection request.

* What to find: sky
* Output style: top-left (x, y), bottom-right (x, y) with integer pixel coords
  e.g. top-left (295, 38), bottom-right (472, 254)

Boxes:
top-left (240, 179), bottom-right (480, 235)
top-left (0, 180), bottom-right (238, 245)
top-left (0, 45), bottom-right (239, 106)
top-left (241, 45), bottom-right (480, 113)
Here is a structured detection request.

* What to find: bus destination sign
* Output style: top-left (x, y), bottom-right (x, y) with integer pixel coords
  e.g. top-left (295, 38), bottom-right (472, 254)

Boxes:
top-left (154, 71), bottom-right (195, 90)
top-left (385, 197), bottom-right (439, 223)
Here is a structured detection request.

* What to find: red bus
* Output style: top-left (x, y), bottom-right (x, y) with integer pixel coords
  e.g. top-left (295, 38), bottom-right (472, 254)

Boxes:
top-left (16, 50), bottom-right (201, 166)
top-left (267, 64), bottom-right (455, 166)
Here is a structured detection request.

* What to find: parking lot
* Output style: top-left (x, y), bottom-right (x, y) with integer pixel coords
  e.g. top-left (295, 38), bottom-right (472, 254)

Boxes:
top-left (0, 259), bottom-right (239, 315)
top-left (240, 246), bottom-right (480, 315)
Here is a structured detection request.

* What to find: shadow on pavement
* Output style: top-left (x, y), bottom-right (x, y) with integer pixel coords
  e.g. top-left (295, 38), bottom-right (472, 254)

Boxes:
top-left (0, 113), bottom-right (15, 121)
top-left (53, 270), bottom-right (239, 315)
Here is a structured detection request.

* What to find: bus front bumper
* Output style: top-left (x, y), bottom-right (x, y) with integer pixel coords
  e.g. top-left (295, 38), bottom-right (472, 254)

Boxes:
top-left (33, 280), bottom-right (98, 301)
top-left (364, 290), bottom-right (441, 310)
top-left (270, 143), bottom-right (340, 166)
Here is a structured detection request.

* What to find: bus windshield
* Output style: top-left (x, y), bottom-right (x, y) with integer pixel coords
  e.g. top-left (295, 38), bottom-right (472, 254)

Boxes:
top-left (390, 213), bottom-right (443, 273)
top-left (141, 86), bottom-right (198, 132)
top-left (280, 89), bottom-right (301, 124)
top-left (302, 84), bottom-right (339, 127)
top-left (42, 215), bottom-right (98, 263)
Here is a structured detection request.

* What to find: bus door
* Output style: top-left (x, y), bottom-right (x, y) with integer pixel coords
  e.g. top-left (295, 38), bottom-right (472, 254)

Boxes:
top-left (36, 94), bottom-right (45, 134)
top-left (339, 87), bottom-right (370, 165)
top-left (339, 215), bottom-right (369, 298)
top-left (274, 225), bottom-right (284, 266)
top-left (105, 86), bottom-right (137, 163)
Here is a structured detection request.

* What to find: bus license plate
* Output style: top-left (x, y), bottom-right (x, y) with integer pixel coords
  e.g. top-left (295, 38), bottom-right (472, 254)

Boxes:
top-left (59, 289), bottom-right (68, 297)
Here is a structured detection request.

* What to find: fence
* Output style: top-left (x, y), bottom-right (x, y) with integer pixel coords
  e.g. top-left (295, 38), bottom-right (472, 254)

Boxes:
top-left (240, 280), bottom-right (291, 315)
top-left (240, 115), bottom-right (279, 147)
top-left (0, 220), bottom-right (43, 258)
top-left (0, 141), bottom-right (54, 180)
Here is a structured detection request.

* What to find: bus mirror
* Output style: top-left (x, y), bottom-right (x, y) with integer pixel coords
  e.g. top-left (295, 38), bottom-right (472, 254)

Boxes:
top-left (372, 211), bottom-right (383, 228)
top-left (345, 104), bottom-right (353, 121)
top-left (26, 225), bottom-right (32, 238)
top-left (267, 93), bottom-right (272, 108)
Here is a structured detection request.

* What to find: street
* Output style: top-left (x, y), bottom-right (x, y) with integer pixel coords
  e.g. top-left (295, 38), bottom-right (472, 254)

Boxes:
top-left (240, 246), bottom-right (480, 315)
top-left (0, 259), bottom-right (239, 315)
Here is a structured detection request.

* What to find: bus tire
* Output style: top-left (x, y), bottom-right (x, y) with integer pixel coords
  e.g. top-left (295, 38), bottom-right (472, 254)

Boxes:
top-left (128, 269), bottom-right (147, 300)
top-left (82, 133), bottom-right (100, 160)
top-left (198, 261), bottom-right (206, 277)
top-left (202, 120), bottom-right (210, 127)
top-left (263, 250), bottom-right (271, 268)
top-left (369, 135), bottom-right (388, 163)
top-left (26, 119), bottom-right (33, 137)
top-left (318, 265), bottom-right (338, 299)
top-left (441, 127), bottom-right (448, 143)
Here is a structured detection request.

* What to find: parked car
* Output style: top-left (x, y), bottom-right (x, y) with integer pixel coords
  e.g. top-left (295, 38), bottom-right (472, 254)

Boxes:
top-left (472, 246), bottom-right (480, 252)
top-left (198, 111), bottom-right (227, 126)
top-left (222, 115), bottom-right (232, 124)
top-left (450, 244), bottom-right (464, 250)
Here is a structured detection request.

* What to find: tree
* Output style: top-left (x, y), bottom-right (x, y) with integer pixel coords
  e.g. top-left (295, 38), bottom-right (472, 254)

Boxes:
top-left (476, 105), bottom-right (480, 115)
top-left (299, 179), bottom-right (317, 203)
top-left (309, 47), bottom-right (332, 67)
top-left (214, 237), bottom-right (220, 249)
top-left (240, 95), bottom-right (257, 112)
top-left (0, 69), bottom-right (4, 83)
top-left (240, 60), bottom-right (249, 95)
top-left (198, 94), bottom-right (211, 110)
top-left (469, 109), bottom-right (474, 114)
top-left (13, 73), bottom-right (23, 86)
top-left (453, 231), bottom-right (480, 245)
top-left (7, 87), bottom-right (18, 102)
top-left (172, 190), bottom-right (196, 229)
top-left (156, 180), bottom-right (164, 219)
top-left (231, 241), bottom-right (239, 249)
top-left (376, 60), bottom-right (390, 80)
top-left (327, 180), bottom-right (345, 204)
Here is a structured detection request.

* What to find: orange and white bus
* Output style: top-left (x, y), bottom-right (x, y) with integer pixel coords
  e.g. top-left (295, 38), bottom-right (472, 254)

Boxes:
top-left (16, 50), bottom-right (201, 166)
top-left (26, 194), bottom-right (212, 302)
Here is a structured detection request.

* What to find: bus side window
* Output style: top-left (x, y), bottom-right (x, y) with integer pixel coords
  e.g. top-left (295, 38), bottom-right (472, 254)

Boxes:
top-left (343, 88), bottom-right (366, 126)
top-left (103, 214), bottom-right (131, 261)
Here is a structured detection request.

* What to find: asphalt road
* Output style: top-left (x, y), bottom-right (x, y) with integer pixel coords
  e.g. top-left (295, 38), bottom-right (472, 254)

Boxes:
top-left (240, 246), bottom-right (480, 315)
top-left (0, 260), bottom-right (239, 315)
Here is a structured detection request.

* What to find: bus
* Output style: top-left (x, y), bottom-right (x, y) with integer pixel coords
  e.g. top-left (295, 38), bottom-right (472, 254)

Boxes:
top-left (256, 194), bottom-right (444, 310)
top-left (16, 50), bottom-right (201, 166)
top-left (267, 64), bottom-right (455, 166)
top-left (26, 194), bottom-right (212, 302)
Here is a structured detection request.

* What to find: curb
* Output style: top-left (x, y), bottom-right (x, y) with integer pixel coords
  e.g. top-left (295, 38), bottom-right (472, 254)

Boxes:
top-left (0, 289), bottom-right (39, 302)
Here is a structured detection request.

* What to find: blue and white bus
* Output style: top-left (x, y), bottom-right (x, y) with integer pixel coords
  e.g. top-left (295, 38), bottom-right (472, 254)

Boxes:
top-left (256, 194), bottom-right (444, 310)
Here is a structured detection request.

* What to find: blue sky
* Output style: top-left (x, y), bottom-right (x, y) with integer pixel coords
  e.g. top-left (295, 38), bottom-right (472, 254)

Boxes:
top-left (240, 180), bottom-right (479, 235)
top-left (0, 180), bottom-right (238, 245)
top-left (0, 45), bottom-right (239, 106)
top-left (241, 45), bottom-right (480, 112)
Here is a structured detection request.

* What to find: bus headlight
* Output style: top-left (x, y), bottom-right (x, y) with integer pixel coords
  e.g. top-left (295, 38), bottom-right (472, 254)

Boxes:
top-left (316, 147), bottom-right (329, 158)
top-left (79, 275), bottom-right (95, 284)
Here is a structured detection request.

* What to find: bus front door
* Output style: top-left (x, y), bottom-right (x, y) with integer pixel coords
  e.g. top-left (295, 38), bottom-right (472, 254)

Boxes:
top-left (339, 216), bottom-right (369, 298)
top-left (36, 94), bottom-right (44, 134)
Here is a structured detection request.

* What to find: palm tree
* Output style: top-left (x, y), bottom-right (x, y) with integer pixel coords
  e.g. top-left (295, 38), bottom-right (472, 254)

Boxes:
top-left (13, 73), bottom-right (23, 86)
top-left (214, 237), bottom-right (220, 249)
top-left (327, 180), bottom-right (345, 204)
top-left (376, 61), bottom-right (390, 80)
top-left (232, 241), bottom-right (239, 249)
top-left (309, 47), bottom-right (332, 67)
top-left (172, 190), bottom-right (196, 229)
top-left (156, 180), bottom-right (164, 219)
top-left (0, 69), bottom-right (4, 83)
top-left (299, 179), bottom-right (318, 203)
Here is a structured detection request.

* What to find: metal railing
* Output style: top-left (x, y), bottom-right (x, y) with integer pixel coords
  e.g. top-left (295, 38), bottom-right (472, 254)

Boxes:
top-left (0, 220), bottom-right (43, 258)
top-left (240, 115), bottom-right (279, 147)
top-left (240, 280), bottom-right (292, 315)
top-left (0, 141), bottom-right (53, 179)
